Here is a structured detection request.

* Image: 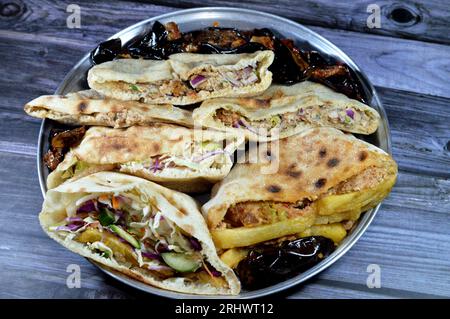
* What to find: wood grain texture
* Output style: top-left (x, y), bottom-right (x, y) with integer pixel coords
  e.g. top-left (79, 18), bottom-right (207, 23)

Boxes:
top-left (3, 0), bottom-right (450, 45)
top-left (143, 0), bottom-right (450, 45)
top-left (0, 0), bottom-right (450, 98)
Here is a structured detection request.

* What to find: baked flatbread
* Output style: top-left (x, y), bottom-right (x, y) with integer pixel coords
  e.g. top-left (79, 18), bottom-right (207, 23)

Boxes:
top-left (202, 127), bottom-right (397, 252)
top-left (24, 90), bottom-right (193, 128)
top-left (193, 81), bottom-right (380, 141)
top-left (39, 172), bottom-right (240, 295)
top-left (47, 124), bottom-right (244, 193)
top-left (87, 51), bottom-right (274, 105)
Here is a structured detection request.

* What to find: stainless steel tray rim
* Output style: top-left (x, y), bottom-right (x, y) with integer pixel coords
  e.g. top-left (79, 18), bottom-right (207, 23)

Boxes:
top-left (37, 7), bottom-right (392, 298)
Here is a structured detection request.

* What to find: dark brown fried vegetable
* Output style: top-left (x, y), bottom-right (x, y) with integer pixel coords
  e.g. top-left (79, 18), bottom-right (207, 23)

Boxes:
top-left (236, 236), bottom-right (335, 289)
top-left (90, 21), bottom-right (367, 102)
top-left (44, 126), bottom-right (86, 171)
top-left (91, 38), bottom-right (123, 65)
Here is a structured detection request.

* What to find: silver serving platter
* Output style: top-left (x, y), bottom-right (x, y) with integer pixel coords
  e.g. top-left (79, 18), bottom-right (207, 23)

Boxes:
top-left (37, 7), bottom-right (392, 299)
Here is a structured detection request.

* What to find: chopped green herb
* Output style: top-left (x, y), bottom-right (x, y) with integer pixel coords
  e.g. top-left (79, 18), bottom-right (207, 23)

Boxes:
top-left (129, 84), bottom-right (140, 92)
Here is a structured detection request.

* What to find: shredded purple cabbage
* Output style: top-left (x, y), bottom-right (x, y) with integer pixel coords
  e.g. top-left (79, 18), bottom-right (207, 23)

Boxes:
top-left (210, 269), bottom-right (222, 277)
top-left (189, 237), bottom-right (202, 251)
top-left (76, 200), bottom-right (97, 214)
top-left (65, 216), bottom-right (84, 223)
top-left (55, 223), bottom-right (84, 232)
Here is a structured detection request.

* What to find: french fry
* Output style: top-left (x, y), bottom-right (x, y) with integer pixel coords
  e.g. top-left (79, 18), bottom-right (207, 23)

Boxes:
top-left (299, 223), bottom-right (347, 244)
top-left (220, 248), bottom-right (249, 269)
top-left (316, 174), bottom-right (396, 215)
top-left (212, 212), bottom-right (316, 249)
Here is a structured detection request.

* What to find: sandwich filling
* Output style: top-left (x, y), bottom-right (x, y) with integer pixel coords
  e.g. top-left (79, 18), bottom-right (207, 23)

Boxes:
top-left (49, 191), bottom-right (226, 285)
top-left (60, 139), bottom-right (233, 183)
top-left (116, 64), bottom-right (259, 100)
top-left (213, 165), bottom-right (396, 250)
top-left (214, 105), bottom-right (375, 136)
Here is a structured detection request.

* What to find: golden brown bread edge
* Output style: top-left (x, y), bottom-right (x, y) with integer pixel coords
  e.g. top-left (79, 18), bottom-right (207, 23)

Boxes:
top-left (203, 127), bottom-right (397, 229)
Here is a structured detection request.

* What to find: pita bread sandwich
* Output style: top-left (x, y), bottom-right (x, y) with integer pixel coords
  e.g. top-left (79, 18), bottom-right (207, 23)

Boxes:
top-left (87, 51), bottom-right (274, 105)
top-left (202, 127), bottom-right (397, 269)
top-left (24, 90), bottom-right (193, 128)
top-left (47, 124), bottom-right (244, 193)
top-left (193, 81), bottom-right (380, 141)
top-left (39, 172), bottom-right (240, 295)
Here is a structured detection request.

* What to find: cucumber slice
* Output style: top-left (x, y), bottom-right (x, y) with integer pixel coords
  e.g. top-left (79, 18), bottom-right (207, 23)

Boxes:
top-left (99, 208), bottom-right (115, 226)
top-left (161, 252), bottom-right (201, 273)
top-left (109, 225), bottom-right (140, 249)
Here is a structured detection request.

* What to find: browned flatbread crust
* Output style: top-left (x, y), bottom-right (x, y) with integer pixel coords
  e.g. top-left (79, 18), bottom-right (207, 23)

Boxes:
top-left (193, 81), bottom-right (380, 141)
top-left (203, 127), bottom-right (397, 228)
top-left (47, 124), bottom-right (244, 193)
top-left (24, 90), bottom-right (193, 128)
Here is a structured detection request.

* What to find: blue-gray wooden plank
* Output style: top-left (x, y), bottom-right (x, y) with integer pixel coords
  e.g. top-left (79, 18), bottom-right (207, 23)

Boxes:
top-left (1, 0), bottom-right (450, 98)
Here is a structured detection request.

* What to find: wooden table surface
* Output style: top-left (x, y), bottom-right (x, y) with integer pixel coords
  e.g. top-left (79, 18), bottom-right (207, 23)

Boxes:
top-left (0, 0), bottom-right (449, 299)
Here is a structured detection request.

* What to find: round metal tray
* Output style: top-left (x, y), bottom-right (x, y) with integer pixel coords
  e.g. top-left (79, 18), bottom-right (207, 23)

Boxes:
top-left (37, 7), bottom-right (392, 299)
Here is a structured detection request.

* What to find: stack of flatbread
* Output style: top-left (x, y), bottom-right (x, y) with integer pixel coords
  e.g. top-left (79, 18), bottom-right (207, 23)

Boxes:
top-left (24, 42), bottom-right (396, 295)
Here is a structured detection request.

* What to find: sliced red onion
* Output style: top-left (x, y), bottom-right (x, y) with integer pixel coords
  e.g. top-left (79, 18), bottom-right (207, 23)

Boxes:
top-left (150, 157), bottom-right (163, 173)
top-left (142, 251), bottom-right (162, 261)
top-left (190, 75), bottom-right (207, 88)
top-left (346, 109), bottom-right (355, 119)
top-left (210, 269), bottom-right (222, 277)
top-left (189, 237), bottom-right (202, 251)
top-left (77, 200), bottom-right (97, 214)
top-left (238, 119), bottom-right (260, 135)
